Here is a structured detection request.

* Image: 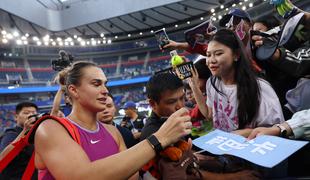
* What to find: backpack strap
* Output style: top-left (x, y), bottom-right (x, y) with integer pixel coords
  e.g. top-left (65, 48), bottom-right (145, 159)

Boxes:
top-left (21, 151), bottom-right (35, 180)
top-left (0, 115), bottom-right (81, 178)
top-left (0, 136), bottom-right (28, 172)
top-left (26, 115), bottom-right (81, 145)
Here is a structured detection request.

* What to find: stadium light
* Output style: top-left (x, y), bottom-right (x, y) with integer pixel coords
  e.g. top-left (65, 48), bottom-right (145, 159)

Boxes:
top-left (16, 39), bottom-right (22, 45)
top-left (56, 37), bottom-right (62, 42)
top-left (6, 33), bottom-right (13, 39)
top-left (13, 31), bottom-right (19, 37)
top-left (32, 36), bottom-right (39, 41)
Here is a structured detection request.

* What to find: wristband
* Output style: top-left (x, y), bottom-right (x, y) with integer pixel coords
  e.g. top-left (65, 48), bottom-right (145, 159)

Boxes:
top-left (146, 135), bottom-right (163, 154)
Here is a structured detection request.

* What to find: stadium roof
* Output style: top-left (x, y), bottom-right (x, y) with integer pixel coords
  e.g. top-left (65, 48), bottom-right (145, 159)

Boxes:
top-left (0, 0), bottom-right (258, 42)
top-left (0, 0), bottom-right (308, 44)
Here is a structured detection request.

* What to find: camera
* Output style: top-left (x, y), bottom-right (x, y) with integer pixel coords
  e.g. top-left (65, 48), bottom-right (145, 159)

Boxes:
top-left (51, 50), bottom-right (74, 71)
top-left (28, 113), bottom-right (50, 124)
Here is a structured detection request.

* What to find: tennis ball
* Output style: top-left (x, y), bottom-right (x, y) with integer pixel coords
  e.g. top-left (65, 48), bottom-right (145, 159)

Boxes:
top-left (171, 55), bottom-right (184, 66)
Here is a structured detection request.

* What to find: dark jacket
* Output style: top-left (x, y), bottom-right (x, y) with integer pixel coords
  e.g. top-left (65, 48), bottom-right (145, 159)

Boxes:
top-left (140, 112), bottom-right (166, 141)
top-left (0, 126), bottom-right (37, 180)
top-left (114, 123), bottom-right (136, 148)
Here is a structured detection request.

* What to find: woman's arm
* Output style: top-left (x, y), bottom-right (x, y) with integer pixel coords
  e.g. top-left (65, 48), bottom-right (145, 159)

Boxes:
top-left (50, 86), bottom-right (65, 116)
top-left (188, 68), bottom-right (211, 120)
top-left (35, 108), bottom-right (192, 179)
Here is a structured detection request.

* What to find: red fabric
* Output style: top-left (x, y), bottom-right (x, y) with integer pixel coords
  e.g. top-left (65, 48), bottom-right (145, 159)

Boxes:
top-left (142, 157), bottom-right (161, 179)
top-left (189, 105), bottom-right (204, 120)
top-left (0, 137), bottom-right (27, 172)
top-left (0, 115), bottom-right (81, 178)
top-left (22, 152), bottom-right (35, 180)
top-left (186, 43), bottom-right (208, 55)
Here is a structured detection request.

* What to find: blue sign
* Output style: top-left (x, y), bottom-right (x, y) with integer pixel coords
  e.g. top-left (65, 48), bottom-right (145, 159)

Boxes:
top-left (193, 129), bottom-right (308, 168)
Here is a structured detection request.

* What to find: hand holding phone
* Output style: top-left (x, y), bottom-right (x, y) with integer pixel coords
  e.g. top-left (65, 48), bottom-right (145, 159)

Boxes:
top-left (155, 29), bottom-right (170, 49)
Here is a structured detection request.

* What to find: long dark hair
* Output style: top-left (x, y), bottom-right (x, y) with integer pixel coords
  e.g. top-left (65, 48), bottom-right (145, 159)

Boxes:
top-left (209, 29), bottom-right (260, 129)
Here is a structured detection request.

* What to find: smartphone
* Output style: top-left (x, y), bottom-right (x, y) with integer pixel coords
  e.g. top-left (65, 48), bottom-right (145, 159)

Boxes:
top-left (154, 29), bottom-right (170, 48)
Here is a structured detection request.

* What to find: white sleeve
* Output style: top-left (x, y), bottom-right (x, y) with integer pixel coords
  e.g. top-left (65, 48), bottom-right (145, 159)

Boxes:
top-left (286, 109), bottom-right (310, 140)
top-left (253, 79), bottom-right (285, 127)
top-left (206, 78), bottom-right (213, 108)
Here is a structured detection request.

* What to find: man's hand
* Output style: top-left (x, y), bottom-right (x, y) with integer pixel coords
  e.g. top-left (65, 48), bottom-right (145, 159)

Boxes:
top-left (155, 108), bottom-right (192, 148)
top-left (252, 35), bottom-right (264, 47)
top-left (133, 132), bottom-right (141, 139)
top-left (252, 35), bottom-right (281, 61)
top-left (23, 116), bottom-right (36, 133)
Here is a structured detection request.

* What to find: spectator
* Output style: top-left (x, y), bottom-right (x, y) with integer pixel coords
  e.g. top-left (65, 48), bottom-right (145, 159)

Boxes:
top-left (253, 16), bottom-right (299, 119)
top-left (0, 102), bottom-right (38, 179)
top-left (253, 16), bottom-right (281, 32)
top-left (140, 72), bottom-right (191, 179)
top-left (200, 29), bottom-right (284, 136)
top-left (120, 101), bottom-right (145, 142)
top-left (97, 93), bottom-right (136, 148)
